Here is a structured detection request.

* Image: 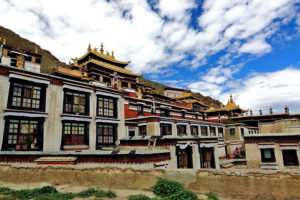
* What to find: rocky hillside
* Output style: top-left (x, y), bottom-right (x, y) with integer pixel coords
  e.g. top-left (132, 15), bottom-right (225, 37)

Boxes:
top-left (0, 26), bottom-right (222, 108)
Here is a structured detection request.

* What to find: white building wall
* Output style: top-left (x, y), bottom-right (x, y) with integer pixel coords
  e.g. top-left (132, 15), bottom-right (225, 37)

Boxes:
top-left (24, 61), bottom-right (40, 73)
top-left (0, 75), bottom-right (10, 150)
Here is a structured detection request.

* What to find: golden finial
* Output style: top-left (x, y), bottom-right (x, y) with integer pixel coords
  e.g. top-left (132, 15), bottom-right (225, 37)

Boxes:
top-left (106, 51), bottom-right (109, 56)
top-left (100, 43), bottom-right (104, 54)
top-left (229, 94), bottom-right (234, 103)
top-left (111, 51), bottom-right (115, 59)
top-left (94, 47), bottom-right (98, 51)
top-left (88, 43), bottom-right (92, 52)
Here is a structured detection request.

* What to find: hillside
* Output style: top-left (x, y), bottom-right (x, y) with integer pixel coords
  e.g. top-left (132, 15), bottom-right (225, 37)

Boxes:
top-left (0, 26), bottom-right (222, 108)
top-left (0, 26), bottom-right (59, 74)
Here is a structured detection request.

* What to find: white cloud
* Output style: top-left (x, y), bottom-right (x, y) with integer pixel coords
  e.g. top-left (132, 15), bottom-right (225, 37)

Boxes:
top-left (239, 38), bottom-right (271, 54)
top-left (226, 68), bottom-right (300, 113)
top-left (0, 0), bottom-right (298, 76)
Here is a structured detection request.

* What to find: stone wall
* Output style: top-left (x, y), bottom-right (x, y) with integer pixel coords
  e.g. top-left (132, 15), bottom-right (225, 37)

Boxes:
top-left (0, 164), bottom-right (300, 199)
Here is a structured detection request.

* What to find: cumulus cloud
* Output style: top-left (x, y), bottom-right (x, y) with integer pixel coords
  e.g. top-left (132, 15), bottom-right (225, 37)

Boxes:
top-left (0, 0), bottom-right (298, 75)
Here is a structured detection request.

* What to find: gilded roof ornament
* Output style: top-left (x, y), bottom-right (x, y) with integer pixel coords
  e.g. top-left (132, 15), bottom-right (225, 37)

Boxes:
top-left (71, 57), bottom-right (79, 67)
top-left (88, 43), bottom-right (92, 52)
top-left (106, 51), bottom-right (110, 56)
top-left (100, 43), bottom-right (104, 54)
top-left (94, 47), bottom-right (98, 51)
top-left (111, 51), bottom-right (115, 59)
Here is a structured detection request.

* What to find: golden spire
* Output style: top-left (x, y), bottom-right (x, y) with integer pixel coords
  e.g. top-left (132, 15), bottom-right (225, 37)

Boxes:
top-left (88, 43), bottom-right (92, 52)
top-left (100, 43), bottom-right (104, 54)
top-left (229, 94), bottom-right (233, 103)
top-left (111, 51), bottom-right (115, 59)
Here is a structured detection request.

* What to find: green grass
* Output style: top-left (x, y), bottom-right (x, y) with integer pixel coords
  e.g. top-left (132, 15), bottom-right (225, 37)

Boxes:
top-left (0, 186), bottom-right (116, 200)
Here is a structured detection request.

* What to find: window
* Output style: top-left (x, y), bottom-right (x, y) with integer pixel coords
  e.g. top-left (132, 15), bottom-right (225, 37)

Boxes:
top-left (218, 128), bottom-right (224, 137)
top-left (160, 109), bottom-right (170, 117)
top-left (9, 82), bottom-right (43, 110)
top-left (97, 96), bottom-right (116, 117)
top-left (3, 119), bottom-right (42, 151)
top-left (177, 125), bottom-right (186, 136)
top-left (137, 104), bottom-right (144, 116)
top-left (63, 122), bottom-right (87, 145)
top-left (96, 124), bottom-right (117, 147)
top-left (282, 150), bottom-right (299, 166)
top-left (191, 126), bottom-right (198, 136)
top-left (210, 127), bottom-right (216, 136)
top-left (139, 125), bottom-right (147, 136)
top-left (240, 128), bottom-right (245, 137)
top-left (260, 148), bottom-right (276, 163)
top-left (201, 126), bottom-right (208, 136)
top-left (64, 90), bottom-right (89, 115)
top-left (182, 112), bottom-right (185, 119)
top-left (160, 124), bottom-right (172, 136)
top-left (229, 128), bottom-right (236, 136)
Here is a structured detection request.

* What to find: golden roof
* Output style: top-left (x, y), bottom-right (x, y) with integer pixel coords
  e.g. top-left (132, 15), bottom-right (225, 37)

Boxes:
top-left (54, 66), bottom-right (82, 78)
top-left (80, 59), bottom-right (140, 77)
top-left (183, 99), bottom-right (208, 107)
top-left (204, 94), bottom-right (248, 113)
top-left (78, 43), bottom-right (130, 65)
top-left (175, 91), bottom-right (193, 99)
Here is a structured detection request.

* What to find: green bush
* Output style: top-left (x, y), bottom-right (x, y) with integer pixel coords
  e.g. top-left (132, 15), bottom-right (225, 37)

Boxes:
top-left (153, 178), bottom-right (184, 198)
top-left (163, 190), bottom-right (198, 200)
top-left (129, 194), bottom-right (151, 200)
top-left (205, 193), bottom-right (218, 200)
top-left (76, 188), bottom-right (98, 197)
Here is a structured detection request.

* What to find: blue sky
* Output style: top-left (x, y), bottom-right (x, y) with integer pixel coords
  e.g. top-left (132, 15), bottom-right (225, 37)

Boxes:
top-left (0, 0), bottom-right (300, 113)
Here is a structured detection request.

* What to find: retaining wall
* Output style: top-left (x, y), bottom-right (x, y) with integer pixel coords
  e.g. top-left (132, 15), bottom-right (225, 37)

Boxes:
top-left (0, 164), bottom-right (299, 199)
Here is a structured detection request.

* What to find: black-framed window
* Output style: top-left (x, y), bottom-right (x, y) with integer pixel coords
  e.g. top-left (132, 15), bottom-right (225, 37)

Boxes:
top-left (8, 80), bottom-right (47, 112)
top-left (218, 128), bottom-right (224, 137)
top-left (2, 118), bottom-right (44, 151)
top-left (139, 125), bottom-right (147, 136)
top-left (210, 127), bottom-right (216, 136)
top-left (182, 112), bottom-right (185, 119)
top-left (201, 126), bottom-right (208, 136)
top-left (177, 125), bottom-right (186, 136)
top-left (137, 104), bottom-right (144, 116)
top-left (240, 128), bottom-right (245, 137)
top-left (282, 150), bottom-right (299, 166)
top-left (63, 90), bottom-right (89, 115)
top-left (62, 122), bottom-right (88, 146)
top-left (160, 124), bottom-right (172, 136)
top-left (260, 148), bottom-right (276, 163)
top-left (191, 126), bottom-right (199, 136)
top-left (229, 128), bottom-right (236, 136)
top-left (96, 123), bottom-right (117, 148)
top-left (160, 109), bottom-right (170, 117)
top-left (97, 96), bottom-right (117, 118)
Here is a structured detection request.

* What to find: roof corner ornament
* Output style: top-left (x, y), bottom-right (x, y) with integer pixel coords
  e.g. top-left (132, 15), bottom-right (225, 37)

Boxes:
top-left (100, 43), bottom-right (104, 54)
top-left (88, 43), bottom-right (92, 52)
top-left (71, 57), bottom-right (79, 67)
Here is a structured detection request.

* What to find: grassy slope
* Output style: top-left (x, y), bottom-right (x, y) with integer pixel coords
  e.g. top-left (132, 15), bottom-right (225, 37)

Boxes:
top-left (0, 26), bottom-right (222, 108)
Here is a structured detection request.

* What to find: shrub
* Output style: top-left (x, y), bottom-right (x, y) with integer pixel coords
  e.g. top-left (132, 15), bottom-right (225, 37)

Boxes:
top-left (129, 194), bottom-right (151, 200)
top-left (76, 188), bottom-right (98, 197)
top-left (205, 193), bottom-right (218, 200)
top-left (153, 178), bottom-right (184, 198)
top-left (164, 190), bottom-right (198, 200)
